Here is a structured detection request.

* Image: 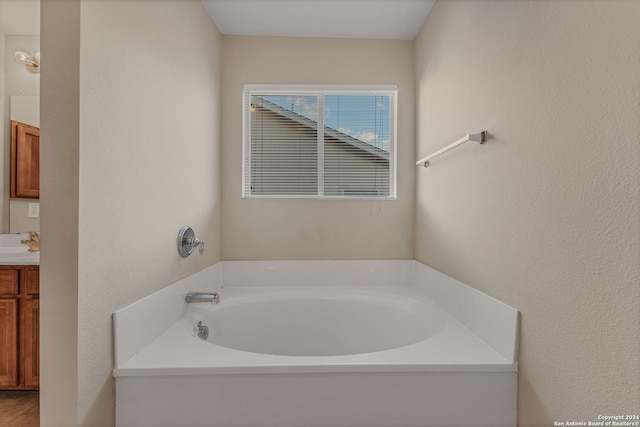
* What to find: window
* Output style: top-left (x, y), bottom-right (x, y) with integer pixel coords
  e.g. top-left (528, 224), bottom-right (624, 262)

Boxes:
top-left (243, 85), bottom-right (397, 199)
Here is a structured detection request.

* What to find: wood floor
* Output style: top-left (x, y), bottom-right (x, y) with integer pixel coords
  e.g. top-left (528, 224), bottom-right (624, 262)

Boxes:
top-left (0, 391), bottom-right (39, 427)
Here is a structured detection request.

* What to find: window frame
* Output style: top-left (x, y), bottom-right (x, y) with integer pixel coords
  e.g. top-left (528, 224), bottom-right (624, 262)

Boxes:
top-left (242, 84), bottom-right (398, 200)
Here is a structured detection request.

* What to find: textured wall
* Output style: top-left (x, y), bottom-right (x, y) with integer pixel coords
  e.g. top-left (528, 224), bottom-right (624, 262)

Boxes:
top-left (415, 0), bottom-right (640, 424)
top-left (41, 0), bottom-right (223, 425)
top-left (221, 36), bottom-right (415, 260)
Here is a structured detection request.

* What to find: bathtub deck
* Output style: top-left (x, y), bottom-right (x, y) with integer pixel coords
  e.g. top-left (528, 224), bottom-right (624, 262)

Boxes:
top-left (114, 285), bottom-right (515, 377)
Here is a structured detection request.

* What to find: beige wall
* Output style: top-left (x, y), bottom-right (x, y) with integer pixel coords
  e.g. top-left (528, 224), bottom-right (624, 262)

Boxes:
top-left (222, 36), bottom-right (414, 260)
top-left (40, 0), bottom-right (222, 425)
top-left (415, 1), bottom-right (640, 424)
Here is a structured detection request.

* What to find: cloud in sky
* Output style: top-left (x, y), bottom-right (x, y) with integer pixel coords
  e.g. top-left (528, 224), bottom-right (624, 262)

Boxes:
top-left (339, 129), bottom-right (376, 143)
top-left (354, 131), bottom-right (377, 143)
top-left (284, 96), bottom-right (317, 120)
top-left (338, 127), bottom-right (390, 152)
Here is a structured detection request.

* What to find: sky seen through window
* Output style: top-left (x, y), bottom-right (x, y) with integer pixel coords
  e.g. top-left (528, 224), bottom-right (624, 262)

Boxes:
top-left (263, 94), bottom-right (391, 152)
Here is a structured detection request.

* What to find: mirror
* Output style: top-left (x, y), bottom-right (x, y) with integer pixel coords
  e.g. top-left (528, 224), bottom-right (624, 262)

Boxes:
top-left (3, 32), bottom-right (40, 234)
top-left (9, 96), bottom-right (40, 233)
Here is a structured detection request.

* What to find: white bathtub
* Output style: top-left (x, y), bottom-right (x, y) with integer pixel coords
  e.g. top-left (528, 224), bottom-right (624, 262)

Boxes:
top-left (194, 286), bottom-right (444, 357)
top-left (114, 260), bottom-right (519, 426)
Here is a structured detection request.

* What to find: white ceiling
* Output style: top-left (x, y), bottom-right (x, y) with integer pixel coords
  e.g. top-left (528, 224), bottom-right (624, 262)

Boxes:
top-left (0, 0), bottom-right (434, 40)
top-left (0, 0), bottom-right (40, 35)
top-left (202, 0), bottom-right (435, 40)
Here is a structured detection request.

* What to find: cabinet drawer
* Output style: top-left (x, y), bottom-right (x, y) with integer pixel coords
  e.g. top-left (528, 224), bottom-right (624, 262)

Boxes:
top-left (0, 270), bottom-right (19, 294)
top-left (26, 268), bottom-right (39, 296)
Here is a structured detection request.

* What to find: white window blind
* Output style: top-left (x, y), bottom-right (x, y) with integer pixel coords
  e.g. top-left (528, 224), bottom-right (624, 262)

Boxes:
top-left (243, 85), bottom-right (397, 199)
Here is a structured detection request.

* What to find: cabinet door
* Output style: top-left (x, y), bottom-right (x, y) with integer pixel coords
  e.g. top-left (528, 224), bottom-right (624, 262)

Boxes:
top-left (10, 120), bottom-right (40, 199)
top-left (23, 298), bottom-right (39, 389)
top-left (0, 269), bottom-right (19, 294)
top-left (25, 267), bottom-right (39, 296)
top-left (0, 299), bottom-right (19, 387)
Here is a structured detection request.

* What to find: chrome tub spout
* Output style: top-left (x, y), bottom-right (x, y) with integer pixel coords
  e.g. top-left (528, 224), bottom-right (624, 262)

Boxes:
top-left (185, 291), bottom-right (219, 304)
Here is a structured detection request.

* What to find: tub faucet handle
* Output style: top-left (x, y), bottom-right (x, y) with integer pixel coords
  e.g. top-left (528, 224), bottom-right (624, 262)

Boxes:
top-left (192, 237), bottom-right (205, 255)
top-left (188, 235), bottom-right (205, 255)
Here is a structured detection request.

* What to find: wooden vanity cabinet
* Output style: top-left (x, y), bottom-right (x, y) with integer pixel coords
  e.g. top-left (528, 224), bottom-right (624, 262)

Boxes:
top-left (0, 265), bottom-right (39, 390)
top-left (10, 120), bottom-right (40, 199)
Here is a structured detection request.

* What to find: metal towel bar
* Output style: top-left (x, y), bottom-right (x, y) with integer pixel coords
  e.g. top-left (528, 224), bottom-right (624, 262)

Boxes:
top-left (416, 131), bottom-right (488, 168)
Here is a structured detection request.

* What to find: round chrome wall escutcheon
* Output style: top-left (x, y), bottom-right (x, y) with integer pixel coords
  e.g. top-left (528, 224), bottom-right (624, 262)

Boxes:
top-left (178, 226), bottom-right (195, 257)
top-left (178, 225), bottom-right (204, 258)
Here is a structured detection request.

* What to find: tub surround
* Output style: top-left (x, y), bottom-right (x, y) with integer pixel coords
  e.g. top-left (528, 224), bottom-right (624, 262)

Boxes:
top-left (113, 260), bottom-right (519, 370)
top-left (114, 260), bottom-right (518, 375)
top-left (113, 260), bottom-right (519, 426)
top-left (116, 286), bottom-right (511, 377)
top-left (113, 263), bottom-right (221, 367)
top-left (411, 261), bottom-right (519, 364)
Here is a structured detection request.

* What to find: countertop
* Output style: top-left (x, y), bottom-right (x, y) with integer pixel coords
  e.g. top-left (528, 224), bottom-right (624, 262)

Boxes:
top-left (0, 247), bottom-right (39, 265)
top-left (0, 234), bottom-right (40, 265)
